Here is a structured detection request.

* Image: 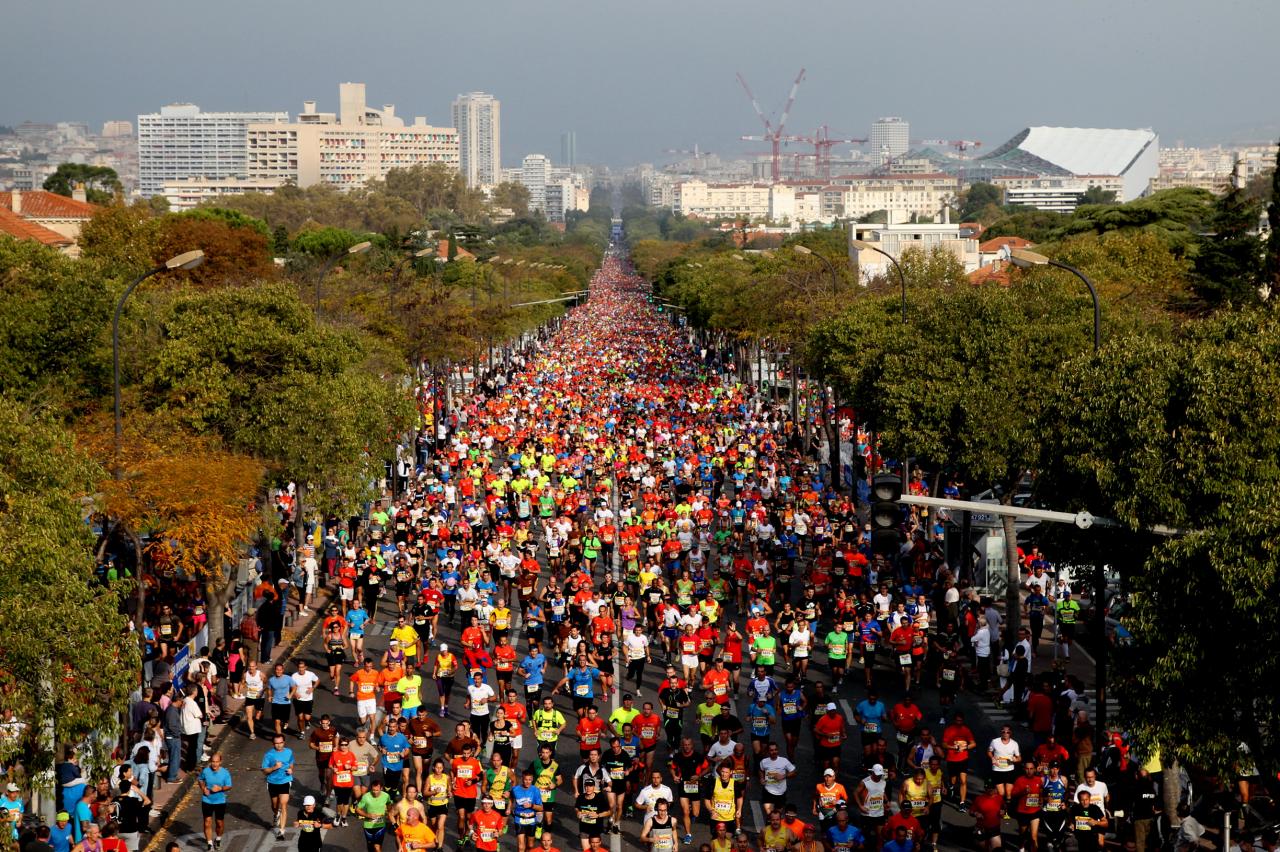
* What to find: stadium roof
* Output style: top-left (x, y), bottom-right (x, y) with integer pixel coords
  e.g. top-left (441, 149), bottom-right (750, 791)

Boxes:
top-left (978, 126), bottom-right (1158, 177)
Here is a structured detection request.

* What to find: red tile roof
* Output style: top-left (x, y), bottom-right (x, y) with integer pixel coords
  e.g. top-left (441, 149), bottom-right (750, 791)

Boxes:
top-left (979, 235), bottom-right (1033, 253)
top-left (0, 190), bottom-right (98, 219)
top-left (968, 259), bottom-right (1012, 285)
top-left (0, 206), bottom-right (74, 247)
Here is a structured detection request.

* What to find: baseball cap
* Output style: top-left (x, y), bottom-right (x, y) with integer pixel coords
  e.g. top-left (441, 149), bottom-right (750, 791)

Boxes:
top-left (4, 784), bottom-right (16, 793)
top-left (826, 702), bottom-right (837, 711)
top-left (439, 643), bottom-right (448, 652)
top-left (303, 795), bottom-right (316, 806)
top-left (823, 768), bottom-right (835, 776)
top-left (871, 763), bottom-right (885, 775)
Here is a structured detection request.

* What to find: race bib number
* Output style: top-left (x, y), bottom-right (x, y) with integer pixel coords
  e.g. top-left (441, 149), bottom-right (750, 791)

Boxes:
top-left (898, 653), bottom-right (913, 666)
top-left (863, 722), bottom-right (879, 734)
top-left (336, 771), bottom-right (353, 784)
top-left (1025, 795), bottom-right (1040, 809)
top-left (942, 669), bottom-right (957, 682)
top-left (896, 732), bottom-right (909, 744)
top-left (683, 780), bottom-right (700, 794)
top-left (575, 684), bottom-right (590, 696)
top-left (413, 737), bottom-right (428, 749)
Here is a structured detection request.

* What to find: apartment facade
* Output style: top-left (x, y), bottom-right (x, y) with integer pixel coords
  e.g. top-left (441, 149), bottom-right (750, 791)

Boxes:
top-left (673, 180), bottom-right (771, 220)
top-left (138, 104), bottom-right (289, 196)
top-left (246, 83), bottom-right (458, 190)
top-left (520, 154), bottom-right (552, 213)
top-left (452, 92), bottom-right (502, 187)
top-left (849, 222), bottom-right (980, 280)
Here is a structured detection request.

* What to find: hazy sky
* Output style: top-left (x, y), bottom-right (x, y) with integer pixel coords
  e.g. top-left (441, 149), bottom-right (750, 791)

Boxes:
top-left (4, 0), bottom-right (1276, 166)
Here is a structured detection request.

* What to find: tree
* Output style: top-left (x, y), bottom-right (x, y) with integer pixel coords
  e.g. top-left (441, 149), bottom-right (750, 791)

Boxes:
top-left (78, 204), bottom-right (164, 276)
top-left (1053, 187), bottom-right (1215, 255)
top-left (981, 208), bottom-right (1071, 243)
top-left (1192, 181), bottom-right (1263, 307)
top-left (42, 163), bottom-right (121, 203)
top-left (1080, 186), bottom-right (1118, 206)
top-left (0, 397), bottom-right (136, 779)
top-left (491, 181), bottom-right (531, 216)
top-left (1262, 141), bottom-right (1280, 299)
top-left (291, 225), bottom-right (378, 256)
top-left (81, 418), bottom-right (264, 648)
top-left (153, 214), bottom-right (278, 287)
top-left (1046, 230), bottom-right (1195, 317)
top-left (1038, 309), bottom-right (1280, 776)
top-left (959, 183), bottom-right (1003, 222)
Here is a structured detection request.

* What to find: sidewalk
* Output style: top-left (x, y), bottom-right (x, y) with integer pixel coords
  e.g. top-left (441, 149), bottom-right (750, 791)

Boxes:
top-left (144, 588), bottom-right (331, 833)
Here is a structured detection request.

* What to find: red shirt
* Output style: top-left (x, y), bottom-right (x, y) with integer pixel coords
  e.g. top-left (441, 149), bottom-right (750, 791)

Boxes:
top-left (469, 808), bottom-right (506, 851)
top-left (890, 702), bottom-right (923, 734)
top-left (1012, 774), bottom-right (1045, 814)
top-left (701, 669), bottom-right (731, 704)
top-left (971, 791), bottom-right (1004, 831)
top-left (942, 724), bottom-right (975, 762)
top-left (813, 712), bottom-right (846, 747)
top-left (883, 812), bottom-right (924, 842)
top-left (576, 716), bottom-right (608, 752)
top-left (493, 644), bottom-right (517, 672)
top-left (633, 712), bottom-right (663, 747)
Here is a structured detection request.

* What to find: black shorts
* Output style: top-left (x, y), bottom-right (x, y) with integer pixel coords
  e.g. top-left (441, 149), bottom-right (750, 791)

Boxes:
top-left (572, 696), bottom-right (595, 712)
top-left (991, 769), bottom-right (1016, 787)
top-left (427, 804), bottom-right (448, 818)
top-left (762, 790), bottom-right (787, 808)
top-left (678, 785), bottom-right (702, 800)
top-left (597, 658), bottom-right (614, 675)
top-left (455, 795), bottom-right (477, 813)
top-left (268, 781), bottom-right (292, 797)
top-left (782, 718), bottom-right (803, 736)
top-left (516, 821), bottom-right (539, 837)
top-left (1015, 811), bottom-right (1040, 828)
top-left (245, 697), bottom-right (264, 710)
top-left (1059, 623), bottom-right (1076, 640)
top-left (201, 802), bottom-right (227, 819)
top-left (335, 788), bottom-right (352, 805)
top-left (293, 699), bottom-right (314, 716)
top-left (751, 734), bottom-right (772, 748)
top-left (816, 745), bottom-right (841, 764)
top-left (862, 815), bottom-right (887, 838)
top-left (723, 662), bottom-right (740, 672)
top-left (326, 649), bottom-right (346, 667)
top-left (270, 703), bottom-right (292, 722)
top-left (611, 779), bottom-right (628, 794)
top-left (928, 803), bottom-right (944, 832)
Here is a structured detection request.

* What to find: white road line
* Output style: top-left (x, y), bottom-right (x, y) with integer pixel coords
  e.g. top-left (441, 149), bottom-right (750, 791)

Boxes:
top-left (611, 477), bottom-right (623, 852)
top-left (840, 699), bottom-right (857, 725)
top-left (750, 801), bottom-right (765, 831)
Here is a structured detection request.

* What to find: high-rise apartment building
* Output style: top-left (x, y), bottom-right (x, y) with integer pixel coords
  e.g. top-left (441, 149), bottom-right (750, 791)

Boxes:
top-left (137, 104), bottom-right (289, 196)
top-left (246, 83), bottom-right (458, 191)
top-left (870, 117), bottom-right (911, 163)
top-left (520, 154), bottom-right (551, 213)
top-left (560, 131), bottom-right (576, 168)
top-left (452, 92), bottom-right (501, 187)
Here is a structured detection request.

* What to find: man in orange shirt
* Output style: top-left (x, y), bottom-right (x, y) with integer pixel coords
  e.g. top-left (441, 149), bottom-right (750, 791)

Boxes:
top-left (941, 711), bottom-right (976, 805)
top-left (631, 703), bottom-right (664, 770)
top-left (450, 745), bottom-right (484, 839)
top-left (701, 659), bottom-right (732, 706)
top-left (813, 769), bottom-right (849, 833)
top-left (499, 688), bottom-right (527, 767)
top-left (348, 659), bottom-right (381, 730)
top-left (576, 705), bottom-right (609, 757)
top-left (493, 636), bottom-right (518, 695)
top-left (379, 662), bottom-right (406, 715)
top-left (812, 702), bottom-right (847, 773)
top-left (469, 797), bottom-right (506, 852)
top-left (327, 737), bottom-right (358, 827)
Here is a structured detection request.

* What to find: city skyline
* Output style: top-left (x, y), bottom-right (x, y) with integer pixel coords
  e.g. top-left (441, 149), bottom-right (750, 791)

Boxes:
top-left (2, 0), bottom-right (1276, 167)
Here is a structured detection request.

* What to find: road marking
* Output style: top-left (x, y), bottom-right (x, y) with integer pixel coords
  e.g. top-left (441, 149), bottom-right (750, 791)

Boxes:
top-left (840, 699), bottom-right (857, 725)
top-left (751, 801), bottom-right (765, 831)
top-left (611, 478), bottom-right (623, 852)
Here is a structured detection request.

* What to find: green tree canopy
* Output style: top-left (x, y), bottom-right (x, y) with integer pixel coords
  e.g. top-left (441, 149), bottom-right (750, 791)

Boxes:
top-left (1192, 182), bottom-right (1264, 307)
top-left (490, 181), bottom-right (531, 216)
top-left (42, 163), bottom-right (121, 203)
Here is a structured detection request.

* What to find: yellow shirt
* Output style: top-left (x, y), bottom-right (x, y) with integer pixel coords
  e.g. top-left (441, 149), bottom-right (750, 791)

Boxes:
top-left (425, 774), bottom-right (450, 806)
top-left (396, 674), bottom-right (423, 710)
top-left (391, 626), bottom-right (419, 656)
top-left (396, 821), bottom-right (435, 851)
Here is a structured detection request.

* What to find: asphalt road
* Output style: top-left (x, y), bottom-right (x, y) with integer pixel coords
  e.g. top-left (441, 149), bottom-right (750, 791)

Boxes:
top-left (149, 572), bottom-right (1014, 852)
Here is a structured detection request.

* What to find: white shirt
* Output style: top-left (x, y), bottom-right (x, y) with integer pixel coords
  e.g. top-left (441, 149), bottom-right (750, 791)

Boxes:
top-left (759, 756), bottom-right (796, 796)
top-left (706, 740), bottom-right (736, 763)
top-left (467, 683), bottom-right (496, 715)
top-left (634, 783), bottom-right (674, 812)
top-left (873, 593), bottom-right (892, 615)
top-left (291, 670), bottom-right (319, 701)
top-left (972, 630), bottom-right (992, 658)
top-left (988, 737), bottom-right (1021, 771)
top-left (1075, 780), bottom-right (1110, 809)
top-left (788, 629), bottom-right (812, 658)
top-left (243, 670), bottom-right (265, 700)
top-left (624, 633), bottom-right (650, 661)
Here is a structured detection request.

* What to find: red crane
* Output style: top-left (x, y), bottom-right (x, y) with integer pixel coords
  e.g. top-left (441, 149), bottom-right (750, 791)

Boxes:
top-left (784, 125), bottom-right (868, 180)
top-left (736, 68), bottom-right (805, 182)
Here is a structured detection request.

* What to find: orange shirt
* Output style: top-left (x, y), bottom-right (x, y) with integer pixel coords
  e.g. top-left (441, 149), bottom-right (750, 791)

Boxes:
top-left (702, 669), bottom-right (731, 703)
top-left (633, 712), bottom-right (663, 747)
top-left (350, 669), bottom-right (380, 700)
top-left (379, 665), bottom-right (406, 693)
top-left (813, 713), bottom-right (846, 748)
top-left (461, 626), bottom-right (486, 651)
top-left (469, 808), bottom-right (506, 851)
top-left (815, 781), bottom-right (849, 812)
top-left (493, 645), bottom-right (517, 672)
top-left (451, 757), bottom-right (483, 798)
top-left (499, 702), bottom-right (525, 735)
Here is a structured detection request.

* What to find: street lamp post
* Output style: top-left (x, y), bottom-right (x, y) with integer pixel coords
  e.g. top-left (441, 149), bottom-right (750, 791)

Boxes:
top-left (113, 250), bottom-right (206, 475)
top-left (849, 239), bottom-right (907, 323)
top-left (391, 247), bottom-right (433, 314)
top-left (314, 240), bottom-right (372, 319)
top-left (792, 245), bottom-right (843, 489)
top-left (1008, 246), bottom-right (1107, 731)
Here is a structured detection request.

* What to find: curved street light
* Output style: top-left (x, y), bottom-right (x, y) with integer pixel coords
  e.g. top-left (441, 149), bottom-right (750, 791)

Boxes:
top-left (849, 239), bottom-right (906, 323)
top-left (315, 240), bottom-right (372, 318)
top-left (113, 249), bottom-right (206, 471)
top-left (1008, 247), bottom-right (1101, 353)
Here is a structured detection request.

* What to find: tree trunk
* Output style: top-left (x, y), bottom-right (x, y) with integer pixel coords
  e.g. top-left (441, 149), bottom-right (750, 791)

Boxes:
top-left (293, 481), bottom-right (308, 564)
top-left (1001, 510), bottom-right (1021, 641)
top-left (1162, 755), bottom-right (1182, 828)
top-left (204, 575), bottom-right (234, 649)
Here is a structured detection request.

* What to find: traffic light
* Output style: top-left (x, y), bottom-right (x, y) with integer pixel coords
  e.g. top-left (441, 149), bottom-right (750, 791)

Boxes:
top-left (869, 473), bottom-right (903, 556)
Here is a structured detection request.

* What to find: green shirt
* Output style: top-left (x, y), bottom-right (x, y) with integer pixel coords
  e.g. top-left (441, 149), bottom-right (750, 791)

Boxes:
top-left (1056, 599), bottom-right (1080, 624)
top-left (609, 706), bottom-right (640, 735)
top-left (356, 790), bottom-right (391, 829)
top-left (697, 701), bottom-right (721, 738)
top-left (825, 630), bottom-right (850, 660)
top-left (753, 635), bottom-right (778, 665)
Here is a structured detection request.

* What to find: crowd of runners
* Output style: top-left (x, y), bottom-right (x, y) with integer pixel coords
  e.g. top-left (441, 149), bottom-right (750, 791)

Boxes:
top-left (10, 243), bottom-right (1232, 852)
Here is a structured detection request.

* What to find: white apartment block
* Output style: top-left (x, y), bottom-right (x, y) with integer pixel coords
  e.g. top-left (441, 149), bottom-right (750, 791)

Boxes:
top-left (870, 117), bottom-right (910, 163)
top-left (823, 173), bottom-right (960, 222)
top-left (673, 180), bottom-right (771, 220)
top-left (994, 174), bottom-right (1125, 213)
top-left (246, 83), bottom-right (458, 191)
top-left (520, 154), bottom-right (552, 213)
top-left (161, 176), bottom-right (285, 211)
top-left (544, 171), bottom-right (591, 222)
top-left (452, 92), bottom-right (502, 188)
top-left (137, 104), bottom-right (289, 196)
top-left (849, 222), bottom-right (980, 280)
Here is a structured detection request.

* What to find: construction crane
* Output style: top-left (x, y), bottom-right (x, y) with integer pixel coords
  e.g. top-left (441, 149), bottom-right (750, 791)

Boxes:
top-left (735, 68), bottom-right (805, 182)
top-left (784, 125), bottom-right (868, 180)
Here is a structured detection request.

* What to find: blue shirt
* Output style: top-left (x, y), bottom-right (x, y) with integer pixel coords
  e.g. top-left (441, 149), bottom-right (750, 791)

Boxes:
top-left (0, 798), bottom-right (22, 839)
top-left (261, 747), bottom-right (294, 785)
top-left (520, 653), bottom-right (547, 686)
top-left (827, 823), bottom-right (866, 852)
top-left (779, 688), bottom-right (806, 720)
top-left (73, 801), bottom-right (92, 842)
top-left (510, 784), bottom-right (543, 825)
top-left (746, 702), bottom-right (776, 736)
top-left (380, 732), bottom-right (409, 770)
top-left (856, 699), bottom-right (887, 729)
top-left (199, 766), bottom-right (233, 805)
top-left (884, 840), bottom-right (915, 852)
top-left (49, 822), bottom-right (74, 852)
top-left (347, 608), bottom-right (369, 634)
top-left (565, 666), bottom-right (600, 699)
top-left (268, 674), bottom-right (294, 704)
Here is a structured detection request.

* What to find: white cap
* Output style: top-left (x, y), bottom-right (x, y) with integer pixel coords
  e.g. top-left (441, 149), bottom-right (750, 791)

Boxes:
top-left (871, 764), bottom-right (885, 776)
top-left (303, 795), bottom-right (316, 806)
top-left (823, 768), bottom-right (835, 776)
top-left (826, 702), bottom-right (838, 711)
top-left (439, 643), bottom-right (448, 652)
